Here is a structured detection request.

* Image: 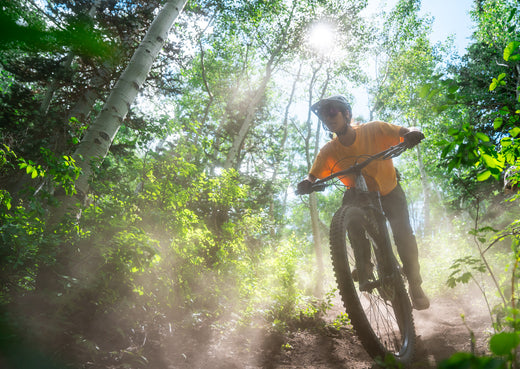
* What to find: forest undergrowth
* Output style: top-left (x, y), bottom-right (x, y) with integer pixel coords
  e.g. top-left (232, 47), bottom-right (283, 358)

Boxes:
top-left (0, 184), bottom-right (514, 369)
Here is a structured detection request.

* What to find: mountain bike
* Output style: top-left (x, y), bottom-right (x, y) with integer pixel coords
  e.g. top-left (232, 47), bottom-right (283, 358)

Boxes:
top-left (310, 141), bottom-right (416, 365)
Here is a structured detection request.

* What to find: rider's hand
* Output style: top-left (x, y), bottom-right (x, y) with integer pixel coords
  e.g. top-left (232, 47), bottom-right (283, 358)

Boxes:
top-left (296, 179), bottom-right (313, 195)
top-left (403, 130), bottom-right (425, 148)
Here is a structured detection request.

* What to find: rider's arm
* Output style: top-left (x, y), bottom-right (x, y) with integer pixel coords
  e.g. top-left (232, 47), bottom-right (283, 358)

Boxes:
top-left (306, 174), bottom-right (317, 183)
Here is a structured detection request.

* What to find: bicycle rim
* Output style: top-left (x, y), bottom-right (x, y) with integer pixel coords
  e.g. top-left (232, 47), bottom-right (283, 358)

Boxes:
top-left (329, 205), bottom-right (415, 365)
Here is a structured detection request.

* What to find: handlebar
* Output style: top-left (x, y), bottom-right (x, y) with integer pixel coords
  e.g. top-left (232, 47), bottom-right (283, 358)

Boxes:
top-left (310, 141), bottom-right (410, 192)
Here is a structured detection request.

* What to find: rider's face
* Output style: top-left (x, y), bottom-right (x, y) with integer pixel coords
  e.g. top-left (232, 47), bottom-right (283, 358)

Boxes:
top-left (320, 105), bottom-right (348, 133)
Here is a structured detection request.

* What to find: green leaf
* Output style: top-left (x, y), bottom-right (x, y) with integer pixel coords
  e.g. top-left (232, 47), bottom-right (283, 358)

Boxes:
top-left (504, 41), bottom-right (520, 61)
top-left (435, 104), bottom-right (449, 113)
top-left (490, 73), bottom-right (506, 91)
top-left (507, 8), bottom-right (517, 23)
top-left (477, 170), bottom-right (491, 181)
top-left (510, 127), bottom-right (520, 137)
top-left (447, 128), bottom-right (459, 136)
top-left (419, 84), bottom-right (431, 98)
top-left (475, 132), bottom-right (490, 142)
top-left (494, 117), bottom-right (503, 130)
top-left (499, 106), bottom-right (510, 115)
top-left (427, 88), bottom-right (441, 99)
top-left (489, 332), bottom-right (520, 356)
top-left (501, 137), bottom-right (512, 147)
top-left (448, 85), bottom-right (459, 94)
top-left (439, 352), bottom-right (504, 369)
top-left (441, 144), bottom-right (453, 158)
top-left (482, 154), bottom-right (498, 168)
top-left (31, 170), bottom-right (38, 179)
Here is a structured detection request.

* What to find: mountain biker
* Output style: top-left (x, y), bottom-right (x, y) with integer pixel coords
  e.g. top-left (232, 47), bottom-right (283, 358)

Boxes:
top-left (297, 95), bottom-right (430, 310)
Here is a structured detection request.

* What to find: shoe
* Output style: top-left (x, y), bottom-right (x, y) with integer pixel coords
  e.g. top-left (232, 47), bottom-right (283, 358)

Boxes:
top-left (353, 264), bottom-right (375, 292)
top-left (409, 284), bottom-right (430, 310)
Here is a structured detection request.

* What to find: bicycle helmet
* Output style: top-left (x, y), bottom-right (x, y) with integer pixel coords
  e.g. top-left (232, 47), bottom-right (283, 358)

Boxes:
top-left (310, 95), bottom-right (352, 121)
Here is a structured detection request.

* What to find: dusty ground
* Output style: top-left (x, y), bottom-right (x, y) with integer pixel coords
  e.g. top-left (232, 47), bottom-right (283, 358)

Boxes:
top-left (412, 295), bottom-right (491, 368)
top-left (159, 292), bottom-right (492, 369)
top-left (270, 295), bottom-right (490, 369)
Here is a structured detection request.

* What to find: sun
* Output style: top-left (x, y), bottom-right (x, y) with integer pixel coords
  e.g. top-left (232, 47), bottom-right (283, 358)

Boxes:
top-left (308, 22), bottom-right (336, 55)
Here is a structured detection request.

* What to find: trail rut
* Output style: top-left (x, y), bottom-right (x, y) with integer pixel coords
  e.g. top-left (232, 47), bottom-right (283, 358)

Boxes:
top-left (163, 293), bottom-right (491, 369)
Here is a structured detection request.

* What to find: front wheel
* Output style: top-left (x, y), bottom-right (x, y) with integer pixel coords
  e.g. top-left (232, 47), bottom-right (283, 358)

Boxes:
top-left (329, 205), bottom-right (416, 365)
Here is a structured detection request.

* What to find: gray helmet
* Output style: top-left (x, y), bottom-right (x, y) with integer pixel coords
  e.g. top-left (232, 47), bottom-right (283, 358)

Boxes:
top-left (310, 95), bottom-right (352, 120)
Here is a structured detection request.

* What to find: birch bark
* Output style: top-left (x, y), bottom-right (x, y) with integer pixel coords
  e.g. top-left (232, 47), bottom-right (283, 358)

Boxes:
top-left (67, 60), bottom-right (113, 123)
top-left (303, 63), bottom-right (329, 297)
top-left (222, 61), bottom-right (273, 170)
top-left (54, 0), bottom-right (188, 219)
top-left (415, 144), bottom-right (430, 234)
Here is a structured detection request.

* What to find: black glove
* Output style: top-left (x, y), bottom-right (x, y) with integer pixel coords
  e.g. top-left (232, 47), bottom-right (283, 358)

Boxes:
top-left (296, 179), bottom-right (313, 195)
top-left (403, 130), bottom-right (425, 148)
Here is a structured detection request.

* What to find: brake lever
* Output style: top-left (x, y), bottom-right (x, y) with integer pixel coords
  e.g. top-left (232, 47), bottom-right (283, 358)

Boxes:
top-left (382, 144), bottom-right (408, 159)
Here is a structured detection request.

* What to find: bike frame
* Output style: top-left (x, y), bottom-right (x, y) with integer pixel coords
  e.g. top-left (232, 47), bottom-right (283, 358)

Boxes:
top-left (311, 142), bottom-right (408, 290)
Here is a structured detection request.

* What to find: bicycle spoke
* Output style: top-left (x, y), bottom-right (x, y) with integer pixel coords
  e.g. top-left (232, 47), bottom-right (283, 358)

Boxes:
top-left (347, 237), bottom-right (409, 354)
top-left (359, 289), bottom-right (403, 353)
top-left (330, 205), bottom-right (415, 365)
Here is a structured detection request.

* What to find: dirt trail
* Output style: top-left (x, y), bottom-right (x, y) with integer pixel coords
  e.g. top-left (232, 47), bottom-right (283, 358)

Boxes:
top-left (162, 292), bottom-right (492, 369)
top-left (412, 295), bottom-right (491, 367)
top-left (272, 294), bottom-right (491, 369)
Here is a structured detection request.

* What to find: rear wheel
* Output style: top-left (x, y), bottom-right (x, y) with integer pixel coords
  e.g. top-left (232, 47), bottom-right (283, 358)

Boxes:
top-left (329, 205), bottom-right (416, 365)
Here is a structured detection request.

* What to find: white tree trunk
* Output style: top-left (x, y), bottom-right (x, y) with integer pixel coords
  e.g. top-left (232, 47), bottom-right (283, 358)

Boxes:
top-left (303, 64), bottom-right (329, 297)
top-left (54, 0), bottom-right (188, 218)
top-left (222, 63), bottom-right (272, 170)
top-left (415, 144), bottom-right (430, 235)
top-left (68, 60), bottom-right (113, 123)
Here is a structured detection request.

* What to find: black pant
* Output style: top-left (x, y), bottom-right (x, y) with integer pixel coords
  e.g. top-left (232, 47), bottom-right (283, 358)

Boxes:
top-left (380, 183), bottom-right (422, 285)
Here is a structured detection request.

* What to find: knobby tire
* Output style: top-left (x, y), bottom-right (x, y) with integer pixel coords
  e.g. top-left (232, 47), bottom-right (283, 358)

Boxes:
top-left (329, 205), bottom-right (416, 366)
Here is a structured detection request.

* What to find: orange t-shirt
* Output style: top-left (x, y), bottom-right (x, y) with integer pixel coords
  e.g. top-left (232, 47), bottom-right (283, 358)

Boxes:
top-left (310, 121), bottom-right (403, 196)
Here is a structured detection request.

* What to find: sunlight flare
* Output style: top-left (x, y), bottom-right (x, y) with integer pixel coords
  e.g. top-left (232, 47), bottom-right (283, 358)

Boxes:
top-left (308, 22), bottom-right (336, 55)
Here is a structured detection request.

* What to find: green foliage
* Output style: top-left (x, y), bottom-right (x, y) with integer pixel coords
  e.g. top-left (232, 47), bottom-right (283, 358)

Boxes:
top-left (490, 332), bottom-right (520, 357)
top-left (0, 204), bottom-right (46, 303)
top-left (420, 4), bottom-right (520, 362)
top-left (237, 234), bottom-right (326, 330)
top-left (503, 41), bottom-right (520, 62)
top-left (439, 352), bottom-right (506, 369)
top-left (0, 144), bottom-right (83, 303)
top-left (374, 352), bottom-right (405, 369)
top-left (447, 256), bottom-right (487, 288)
top-left (0, 3), bottom-right (116, 58)
top-left (328, 311), bottom-right (350, 331)
top-left (423, 1), bottom-right (520, 188)
top-left (439, 332), bottom-right (520, 369)
top-left (0, 0), bottom-right (361, 367)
